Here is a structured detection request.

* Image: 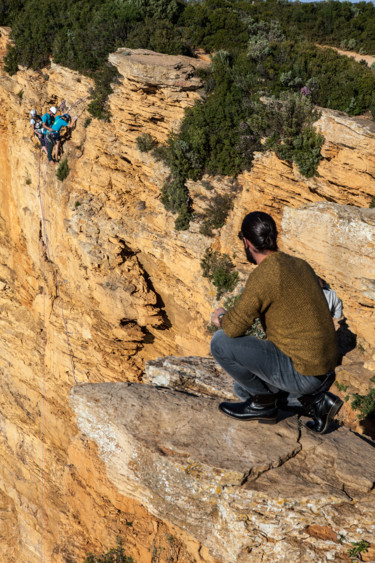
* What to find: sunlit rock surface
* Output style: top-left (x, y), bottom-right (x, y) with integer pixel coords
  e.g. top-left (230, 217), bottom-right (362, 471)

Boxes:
top-left (71, 357), bottom-right (375, 563)
top-left (0, 30), bottom-right (374, 561)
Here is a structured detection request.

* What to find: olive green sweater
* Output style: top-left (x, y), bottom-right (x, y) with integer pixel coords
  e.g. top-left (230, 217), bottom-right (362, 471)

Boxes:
top-left (221, 252), bottom-right (337, 376)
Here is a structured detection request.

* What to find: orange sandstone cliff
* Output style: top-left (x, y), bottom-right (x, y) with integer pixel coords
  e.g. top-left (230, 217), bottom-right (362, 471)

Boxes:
top-left (0, 28), bottom-right (374, 562)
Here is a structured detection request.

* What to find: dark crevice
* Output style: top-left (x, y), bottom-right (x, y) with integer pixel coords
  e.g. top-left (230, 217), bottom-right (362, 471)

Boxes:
top-left (139, 325), bottom-right (155, 344)
top-left (117, 239), bottom-right (171, 330)
top-left (119, 155), bottom-right (131, 164)
top-left (117, 239), bottom-right (137, 265)
top-left (119, 318), bottom-right (137, 328)
top-left (140, 268), bottom-right (172, 331)
top-left (341, 484), bottom-right (353, 501)
top-left (240, 441), bottom-right (303, 487)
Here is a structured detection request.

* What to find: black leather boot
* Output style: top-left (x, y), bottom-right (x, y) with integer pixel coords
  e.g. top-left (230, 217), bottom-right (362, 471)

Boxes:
top-left (219, 394), bottom-right (278, 423)
top-left (306, 391), bottom-right (343, 434)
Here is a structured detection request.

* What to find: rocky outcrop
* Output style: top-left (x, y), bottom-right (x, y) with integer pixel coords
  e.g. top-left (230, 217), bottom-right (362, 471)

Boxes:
top-left (281, 203), bottom-right (375, 352)
top-left (71, 357), bottom-right (375, 563)
top-left (0, 33), bottom-right (375, 562)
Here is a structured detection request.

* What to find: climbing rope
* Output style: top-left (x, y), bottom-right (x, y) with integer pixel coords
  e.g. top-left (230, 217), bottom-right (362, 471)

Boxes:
top-left (36, 143), bottom-right (79, 385)
top-left (66, 95), bottom-right (90, 113)
top-left (34, 94), bottom-right (92, 385)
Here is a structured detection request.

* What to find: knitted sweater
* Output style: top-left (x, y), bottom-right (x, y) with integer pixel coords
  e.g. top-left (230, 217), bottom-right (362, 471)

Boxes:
top-left (221, 251), bottom-right (337, 376)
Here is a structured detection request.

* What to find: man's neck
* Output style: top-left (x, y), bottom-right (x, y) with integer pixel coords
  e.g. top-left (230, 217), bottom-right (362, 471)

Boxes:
top-left (255, 250), bottom-right (276, 265)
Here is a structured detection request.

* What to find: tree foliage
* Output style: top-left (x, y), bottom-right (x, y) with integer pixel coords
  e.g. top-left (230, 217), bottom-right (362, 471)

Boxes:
top-left (5, 0), bottom-right (375, 229)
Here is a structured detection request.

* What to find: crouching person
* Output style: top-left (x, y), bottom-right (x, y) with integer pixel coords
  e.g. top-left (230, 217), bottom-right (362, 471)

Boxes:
top-left (210, 211), bottom-right (343, 434)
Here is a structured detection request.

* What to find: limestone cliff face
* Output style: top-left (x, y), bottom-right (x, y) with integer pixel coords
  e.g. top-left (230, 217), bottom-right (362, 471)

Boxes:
top-left (0, 28), bottom-right (374, 562)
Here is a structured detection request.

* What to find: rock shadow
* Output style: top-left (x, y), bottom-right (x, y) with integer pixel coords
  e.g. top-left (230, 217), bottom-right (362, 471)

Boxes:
top-left (336, 317), bottom-right (357, 365)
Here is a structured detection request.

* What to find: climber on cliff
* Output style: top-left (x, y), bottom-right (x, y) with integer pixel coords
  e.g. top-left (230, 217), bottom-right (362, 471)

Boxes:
top-left (49, 113), bottom-right (77, 162)
top-left (42, 106), bottom-right (57, 134)
top-left (42, 106), bottom-right (58, 163)
top-left (318, 277), bottom-right (343, 322)
top-left (29, 110), bottom-right (47, 154)
top-left (210, 211), bottom-right (343, 434)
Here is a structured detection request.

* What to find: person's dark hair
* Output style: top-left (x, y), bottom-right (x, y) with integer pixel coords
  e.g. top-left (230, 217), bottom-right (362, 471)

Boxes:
top-left (241, 211), bottom-right (278, 252)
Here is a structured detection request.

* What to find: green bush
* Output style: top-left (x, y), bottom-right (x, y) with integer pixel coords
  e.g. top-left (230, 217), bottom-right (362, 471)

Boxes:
top-left (347, 539), bottom-right (370, 561)
top-left (351, 379), bottom-right (375, 420)
top-left (292, 127), bottom-right (324, 178)
top-left (87, 63), bottom-right (119, 121)
top-left (136, 133), bottom-right (157, 152)
top-left (84, 117), bottom-right (92, 128)
top-left (3, 45), bottom-right (19, 75)
top-left (259, 93), bottom-right (323, 176)
top-left (201, 248), bottom-right (238, 299)
top-left (56, 158), bottom-right (70, 182)
top-left (199, 194), bottom-right (234, 237)
top-left (160, 175), bottom-right (191, 230)
top-left (85, 537), bottom-right (134, 563)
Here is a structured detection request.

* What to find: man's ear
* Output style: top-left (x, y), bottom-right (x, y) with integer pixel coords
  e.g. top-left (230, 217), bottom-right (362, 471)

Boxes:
top-left (243, 237), bottom-right (251, 250)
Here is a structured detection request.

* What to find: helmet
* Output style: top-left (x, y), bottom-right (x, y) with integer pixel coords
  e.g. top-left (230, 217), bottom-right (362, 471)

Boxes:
top-left (50, 106), bottom-right (57, 114)
top-left (30, 109), bottom-right (36, 117)
top-left (63, 113), bottom-right (70, 121)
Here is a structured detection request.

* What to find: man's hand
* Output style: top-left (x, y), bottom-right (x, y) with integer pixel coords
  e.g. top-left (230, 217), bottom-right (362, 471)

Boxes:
top-left (211, 307), bottom-right (226, 328)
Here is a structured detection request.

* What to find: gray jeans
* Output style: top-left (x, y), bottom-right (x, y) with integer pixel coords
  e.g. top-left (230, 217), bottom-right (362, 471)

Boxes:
top-left (210, 330), bottom-right (333, 406)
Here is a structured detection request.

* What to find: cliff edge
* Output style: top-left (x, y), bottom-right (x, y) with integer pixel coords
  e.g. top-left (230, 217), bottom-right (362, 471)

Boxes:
top-left (70, 357), bottom-right (375, 563)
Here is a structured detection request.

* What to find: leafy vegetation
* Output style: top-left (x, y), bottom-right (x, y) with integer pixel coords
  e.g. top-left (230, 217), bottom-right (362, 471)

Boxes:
top-left (84, 537), bottom-right (134, 563)
top-left (136, 133), bottom-right (157, 152)
top-left (4, 0), bottom-right (375, 226)
top-left (56, 158), bottom-right (70, 182)
top-left (201, 249), bottom-right (238, 299)
top-left (200, 194), bottom-right (234, 237)
top-left (88, 64), bottom-right (119, 121)
top-left (347, 539), bottom-right (370, 562)
top-left (351, 377), bottom-right (375, 420)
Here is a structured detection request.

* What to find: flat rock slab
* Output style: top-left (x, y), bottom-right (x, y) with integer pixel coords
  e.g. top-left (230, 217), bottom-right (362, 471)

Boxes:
top-left (71, 369), bottom-right (375, 562)
top-left (109, 48), bottom-right (209, 90)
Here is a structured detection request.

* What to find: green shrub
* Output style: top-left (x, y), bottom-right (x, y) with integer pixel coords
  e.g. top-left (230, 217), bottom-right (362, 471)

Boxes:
top-left (152, 144), bottom-right (170, 165)
top-left (371, 93), bottom-right (375, 120)
top-left (347, 539), bottom-right (370, 561)
top-left (88, 64), bottom-right (119, 122)
top-left (127, 17), bottom-right (192, 56)
top-left (246, 17), bottom-right (285, 61)
top-left (161, 175), bottom-right (191, 230)
top-left (351, 380), bottom-right (375, 420)
top-left (84, 117), bottom-right (92, 128)
top-left (56, 158), bottom-right (70, 182)
top-left (4, 45), bottom-right (19, 75)
top-left (85, 537), bottom-right (134, 563)
top-left (201, 248), bottom-right (238, 299)
top-left (136, 133), bottom-right (157, 152)
top-left (260, 93), bottom-right (323, 177)
top-left (369, 196), bottom-right (375, 209)
top-left (199, 194), bottom-right (234, 237)
top-left (293, 127), bottom-right (324, 178)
